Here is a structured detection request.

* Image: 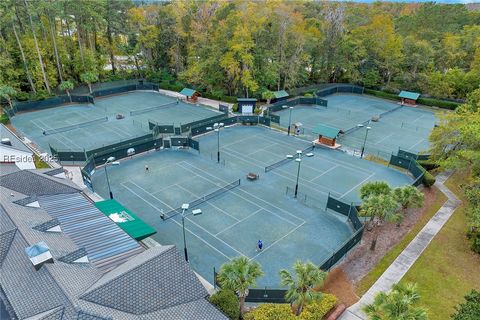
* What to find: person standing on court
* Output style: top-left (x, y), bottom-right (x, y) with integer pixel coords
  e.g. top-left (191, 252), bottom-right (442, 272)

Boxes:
top-left (257, 239), bottom-right (263, 251)
top-left (145, 164), bottom-right (149, 172)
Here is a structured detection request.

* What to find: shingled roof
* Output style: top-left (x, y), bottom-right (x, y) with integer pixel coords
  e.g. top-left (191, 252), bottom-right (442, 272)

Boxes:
top-left (0, 169), bottom-right (227, 320)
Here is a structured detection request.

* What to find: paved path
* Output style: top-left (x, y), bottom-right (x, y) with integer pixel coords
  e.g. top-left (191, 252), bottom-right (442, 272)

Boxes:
top-left (340, 171), bottom-right (460, 319)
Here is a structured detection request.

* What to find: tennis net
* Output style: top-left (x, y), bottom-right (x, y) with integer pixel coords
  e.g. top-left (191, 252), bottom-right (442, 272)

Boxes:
top-left (264, 145), bottom-right (315, 172)
top-left (378, 104), bottom-right (403, 118)
top-left (162, 179), bottom-right (241, 220)
top-left (43, 116), bottom-right (108, 135)
top-left (130, 101), bottom-right (178, 116)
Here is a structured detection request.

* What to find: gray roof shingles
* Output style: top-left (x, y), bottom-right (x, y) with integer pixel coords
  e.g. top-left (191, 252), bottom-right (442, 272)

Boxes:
top-left (0, 124), bottom-right (32, 153)
top-left (0, 170), bottom-right (79, 196)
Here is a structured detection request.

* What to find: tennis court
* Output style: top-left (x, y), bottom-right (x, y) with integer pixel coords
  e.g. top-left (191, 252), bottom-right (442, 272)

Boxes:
top-left (11, 90), bottom-right (222, 153)
top-left (91, 125), bottom-right (412, 287)
top-left (272, 93), bottom-right (437, 158)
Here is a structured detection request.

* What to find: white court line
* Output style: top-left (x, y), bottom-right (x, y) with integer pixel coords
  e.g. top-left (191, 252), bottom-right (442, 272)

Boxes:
top-left (407, 138), bottom-right (426, 151)
top-left (121, 181), bottom-right (235, 260)
top-left (374, 133), bottom-right (395, 145)
top-left (126, 181), bottom-right (246, 258)
top-left (308, 164), bottom-right (340, 182)
top-left (176, 184), bottom-right (240, 222)
top-left (32, 119), bottom-right (83, 150)
top-left (215, 208), bottom-right (263, 236)
top-left (249, 221), bottom-right (306, 261)
top-left (219, 132), bottom-right (265, 149)
top-left (223, 146), bottom-right (339, 198)
top-left (340, 172), bottom-right (375, 199)
top-left (179, 161), bottom-right (305, 226)
top-left (411, 113), bottom-right (426, 124)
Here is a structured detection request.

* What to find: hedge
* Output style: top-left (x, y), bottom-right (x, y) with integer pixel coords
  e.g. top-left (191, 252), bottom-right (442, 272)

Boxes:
top-left (417, 159), bottom-right (440, 171)
top-left (423, 171), bottom-right (436, 187)
top-left (244, 294), bottom-right (337, 320)
top-left (209, 289), bottom-right (240, 320)
top-left (364, 88), bottom-right (461, 110)
top-left (0, 113), bottom-right (9, 124)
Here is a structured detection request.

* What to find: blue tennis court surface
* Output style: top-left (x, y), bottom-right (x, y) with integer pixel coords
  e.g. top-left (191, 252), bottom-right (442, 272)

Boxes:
top-left (272, 93), bottom-right (437, 159)
top-left (91, 125), bottom-right (412, 287)
top-left (11, 90), bottom-right (221, 152)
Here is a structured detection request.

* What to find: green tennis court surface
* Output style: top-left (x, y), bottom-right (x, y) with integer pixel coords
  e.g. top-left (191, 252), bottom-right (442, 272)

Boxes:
top-left (11, 90), bottom-right (221, 153)
top-left (273, 94), bottom-right (437, 159)
top-left (91, 126), bottom-right (412, 287)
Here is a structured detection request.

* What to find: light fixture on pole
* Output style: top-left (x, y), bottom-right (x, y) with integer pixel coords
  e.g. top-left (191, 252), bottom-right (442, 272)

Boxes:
top-left (207, 122), bottom-right (224, 163)
top-left (104, 156), bottom-right (117, 199)
top-left (286, 151), bottom-right (314, 198)
top-left (180, 203), bottom-right (202, 262)
top-left (357, 124), bottom-right (371, 159)
top-left (287, 106), bottom-right (294, 136)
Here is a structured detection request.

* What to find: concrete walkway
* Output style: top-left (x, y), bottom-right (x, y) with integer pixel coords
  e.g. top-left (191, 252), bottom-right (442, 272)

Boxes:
top-left (340, 171), bottom-right (461, 319)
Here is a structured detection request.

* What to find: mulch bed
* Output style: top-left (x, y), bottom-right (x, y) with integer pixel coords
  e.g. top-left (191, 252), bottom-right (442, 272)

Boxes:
top-left (322, 186), bottom-right (439, 306)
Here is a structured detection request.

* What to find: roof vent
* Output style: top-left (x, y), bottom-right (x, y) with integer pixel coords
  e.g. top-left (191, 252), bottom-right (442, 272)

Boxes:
top-left (1, 138), bottom-right (12, 146)
top-left (25, 241), bottom-right (54, 270)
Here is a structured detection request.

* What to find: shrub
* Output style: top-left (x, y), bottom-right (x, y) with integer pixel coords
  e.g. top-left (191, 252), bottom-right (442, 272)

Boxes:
top-left (304, 93), bottom-right (314, 97)
top-left (300, 294), bottom-right (337, 320)
top-left (232, 103), bottom-right (239, 113)
top-left (243, 304), bottom-right (296, 320)
top-left (417, 97), bottom-right (460, 110)
top-left (417, 159), bottom-right (440, 171)
top-left (0, 113), bottom-right (9, 124)
top-left (451, 289), bottom-right (480, 320)
top-left (423, 171), bottom-right (436, 187)
top-left (209, 289), bottom-right (240, 320)
top-left (466, 229), bottom-right (480, 254)
top-left (244, 294), bottom-right (337, 320)
top-left (364, 89), bottom-right (400, 102)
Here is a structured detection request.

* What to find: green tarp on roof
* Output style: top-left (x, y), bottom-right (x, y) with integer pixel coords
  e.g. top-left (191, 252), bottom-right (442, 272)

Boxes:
top-left (237, 98), bottom-right (257, 102)
top-left (179, 88), bottom-right (198, 97)
top-left (312, 124), bottom-right (340, 139)
top-left (95, 199), bottom-right (156, 241)
top-left (273, 90), bottom-right (289, 99)
top-left (399, 91), bottom-right (420, 100)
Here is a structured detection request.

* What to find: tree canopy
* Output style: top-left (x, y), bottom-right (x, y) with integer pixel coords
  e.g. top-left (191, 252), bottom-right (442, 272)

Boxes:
top-left (0, 0), bottom-right (478, 100)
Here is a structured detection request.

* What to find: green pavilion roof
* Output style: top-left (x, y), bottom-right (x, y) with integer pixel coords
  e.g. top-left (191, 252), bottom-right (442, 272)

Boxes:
top-left (95, 199), bottom-right (156, 241)
top-left (399, 91), bottom-right (420, 100)
top-left (312, 124), bottom-right (340, 139)
top-left (179, 88), bottom-right (198, 97)
top-left (273, 90), bottom-right (289, 99)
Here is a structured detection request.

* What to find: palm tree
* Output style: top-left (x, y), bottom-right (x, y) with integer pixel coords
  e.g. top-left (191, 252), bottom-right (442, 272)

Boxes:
top-left (363, 282), bottom-right (428, 320)
top-left (279, 261), bottom-right (327, 316)
top-left (360, 194), bottom-right (401, 250)
top-left (360, 181), bottom-right (392, 201)
top-left (217, 256), bottom-right (263, 315)
top-left (262, 90), bottom-right (275, 104)
top-left (392, 185), bottom-right (424, 213)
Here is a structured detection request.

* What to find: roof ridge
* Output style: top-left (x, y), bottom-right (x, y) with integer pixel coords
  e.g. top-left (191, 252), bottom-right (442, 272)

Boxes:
top-left (28, 170), bottom-right (81, 191)
top-left (80, 245), bottom-right (174, 298)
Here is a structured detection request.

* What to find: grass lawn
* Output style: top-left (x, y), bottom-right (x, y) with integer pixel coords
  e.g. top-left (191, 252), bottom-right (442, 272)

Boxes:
top-left (355, 185), bottom-right (447, 296)
top-left (34, 154), bottom-right (51, 169)
top-left (400, 171), bottom-right (480, 319)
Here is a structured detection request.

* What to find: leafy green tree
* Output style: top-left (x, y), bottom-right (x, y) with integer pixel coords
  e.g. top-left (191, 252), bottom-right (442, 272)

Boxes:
top-left (59, 81), bottom-right (74, 100)
top-left (392, 185), bottom-right (424, 213)
top-left (361, 194), bottom-right (401, 250)
top-left (363, 282), bottom-right (428, 320)
top-left (217, 256), bottom-right (263, 315)
top-left (452, 290), bottom-right (480, 320)
top-left (0, 85), bottom-right (17, 108)
top-left (279, 261), bottom-right (327, 316)
top-left (209, 289), bottom-right (240, 320)
top-left (80, 72), bottom-right (98, 94)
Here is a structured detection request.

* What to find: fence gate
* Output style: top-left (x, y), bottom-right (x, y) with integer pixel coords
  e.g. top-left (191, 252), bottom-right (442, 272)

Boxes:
top-left (163, 139), bottom-right (171, 149)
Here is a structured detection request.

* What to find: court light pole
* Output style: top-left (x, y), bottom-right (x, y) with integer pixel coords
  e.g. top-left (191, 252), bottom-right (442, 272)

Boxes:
top-left (180, 203), bottom-right (202, 262)
top-left (207, 122), bottom-right (224, 163)
top-left (287, 151), bottom-right (314, 198)
top-left (286, 106), bottom-right (294, 136)
top-left (357, 124), bottom-right (371, 159)
top-left (103, 156), bottom-right (116, 199)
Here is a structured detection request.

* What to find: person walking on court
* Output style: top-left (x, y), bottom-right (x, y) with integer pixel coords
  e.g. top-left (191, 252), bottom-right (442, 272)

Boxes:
top-left (257, 239), bottom-right (263, 252)
top-left (145, 164), bottom-right (149, 172)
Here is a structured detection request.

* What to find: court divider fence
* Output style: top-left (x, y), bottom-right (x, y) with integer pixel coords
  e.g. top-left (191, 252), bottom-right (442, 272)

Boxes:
top-left (267, 97), bottom-right (328, 123)
top-left (389, 149), bottom-right (429, 187)
top-left (315, 84), bottom-right (364, 97)
top-left (5, 80), bottom-right (159, 118)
